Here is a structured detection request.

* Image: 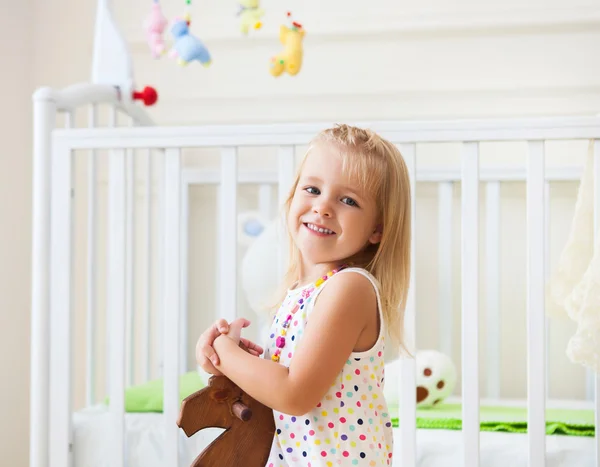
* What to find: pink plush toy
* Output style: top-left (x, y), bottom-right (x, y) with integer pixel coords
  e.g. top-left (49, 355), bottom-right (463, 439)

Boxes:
top-left (144, 1), bottom-right (168, 58)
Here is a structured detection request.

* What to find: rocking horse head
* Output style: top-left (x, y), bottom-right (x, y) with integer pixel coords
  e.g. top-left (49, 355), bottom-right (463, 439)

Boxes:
top-left (177, 375), bottom-right (275, 467)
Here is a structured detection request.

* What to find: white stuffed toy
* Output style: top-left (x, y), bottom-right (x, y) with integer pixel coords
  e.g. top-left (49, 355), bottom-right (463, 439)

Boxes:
top-left (415, 349), bottom-right (457, 407)
top-left (383, 350), bottom-right (457, 409)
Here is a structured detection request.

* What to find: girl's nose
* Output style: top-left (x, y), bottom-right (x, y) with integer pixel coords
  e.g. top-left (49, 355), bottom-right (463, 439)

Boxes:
top-left (313, 201), bottom-right (332, 218)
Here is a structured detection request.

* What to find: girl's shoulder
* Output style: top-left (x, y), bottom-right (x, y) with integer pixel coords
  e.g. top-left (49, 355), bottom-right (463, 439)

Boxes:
top-left (314, 266), bottom-right (382, 309)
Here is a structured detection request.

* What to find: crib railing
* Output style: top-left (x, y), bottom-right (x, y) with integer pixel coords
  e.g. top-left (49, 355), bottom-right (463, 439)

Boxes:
top-left (33, 112), bottom-right (600, 467)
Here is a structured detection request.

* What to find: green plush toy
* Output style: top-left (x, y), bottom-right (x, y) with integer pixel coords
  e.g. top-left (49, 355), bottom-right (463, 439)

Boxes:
top-left (237, 0), bottom-right (264, 35)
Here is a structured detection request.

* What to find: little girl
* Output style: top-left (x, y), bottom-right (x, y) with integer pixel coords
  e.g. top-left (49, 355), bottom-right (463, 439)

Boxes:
top-left (196, 124), bottom-right (412, 466)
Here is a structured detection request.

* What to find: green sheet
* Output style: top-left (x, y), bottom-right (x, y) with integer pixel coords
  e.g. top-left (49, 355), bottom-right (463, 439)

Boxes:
top-left (389, 403), bottom-right (595, 436)
top-left (105, 374), bottom-right (595, 437)
top-left (104, 371), bottom-right (206, 413)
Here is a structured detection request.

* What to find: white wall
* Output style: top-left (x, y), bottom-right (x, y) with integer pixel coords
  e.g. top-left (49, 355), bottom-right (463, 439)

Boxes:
top-left (6, 0), bottom-right (600, 464)
top-left (0, 1), bottom-right (33, 465)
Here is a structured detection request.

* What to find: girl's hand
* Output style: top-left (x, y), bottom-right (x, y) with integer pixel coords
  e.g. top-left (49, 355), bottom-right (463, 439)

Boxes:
top-left (196, 318), bottom-right (264, 375)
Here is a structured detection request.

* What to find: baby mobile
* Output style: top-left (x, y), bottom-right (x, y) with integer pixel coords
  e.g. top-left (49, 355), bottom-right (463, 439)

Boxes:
top-left (237, 0), bottom-right (265, 35)
top-left (144, 0), bottom-right (212, 67)
top-left (143, 1), bottom-right (305, 76)
top-left (269, 12), bottom-right (305, 77)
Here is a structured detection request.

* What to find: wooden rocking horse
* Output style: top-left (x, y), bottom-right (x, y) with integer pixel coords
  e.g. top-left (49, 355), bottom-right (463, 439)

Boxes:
top-left (177, 350), bottom-right (275, 467)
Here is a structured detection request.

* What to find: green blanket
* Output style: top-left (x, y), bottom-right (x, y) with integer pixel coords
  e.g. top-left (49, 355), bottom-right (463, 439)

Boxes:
top-left (389, 403), bottom-right (595, 437)
top-left (104, 371), bottom-right (207, 413)
top-left (106, 374), bottom-right (595, 437)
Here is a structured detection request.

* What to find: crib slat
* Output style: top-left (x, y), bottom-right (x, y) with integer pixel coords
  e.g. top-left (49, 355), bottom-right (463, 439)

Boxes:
top-left (399, 143), bottom-right (417, 467)
top-left (526, 141), bottom-right (546, 466)
top-left (108, 149), bottom-right (127, 467)
top-left (106, 105), bottom-right (117, 396)
top-left (277, 146), bottom-right (295, 277)
top-left (485, 182), bottom-right (501, 399)
top-left (126, 148), bottom-right (135, 386)
top-left (157, 150), bottom-right (165, 379)
top-left (31, 94), bottom-right (56, 467)
top-left (49, 137), bottom-right (74, 467)
top-left (220, 147), bottom-right (238, 323)
top-left (258, 184), bottom-right (273, 220)
top-left (86, 104), bottom-right (98, 407)
top-left (144, 151), bottom-right (152, 381)
top-left (593, 140), bottom-right (600, 467)
top-left (180, 169), bottom-right (190, 375)
top-left (438, 181), bottom-right (454, 359)
top-left (164, 148), bottom-right (182, 467)
top-left (461, 142), bottom-right (480, 467)
top-left (544, 181), bottom-right (551, 397)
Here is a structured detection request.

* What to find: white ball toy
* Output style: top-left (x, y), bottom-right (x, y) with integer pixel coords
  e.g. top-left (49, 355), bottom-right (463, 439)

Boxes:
top-left (415, 350), bottom-right (457, 407)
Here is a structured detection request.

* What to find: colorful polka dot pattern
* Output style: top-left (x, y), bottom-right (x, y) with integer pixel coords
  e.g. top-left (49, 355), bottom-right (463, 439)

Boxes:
top-left (264, 268), bottom-right (393, 466)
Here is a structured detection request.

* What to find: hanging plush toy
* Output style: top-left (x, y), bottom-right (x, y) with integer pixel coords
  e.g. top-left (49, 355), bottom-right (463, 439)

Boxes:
top-left (237, 0), bottom-right (264, 35)
top-left (144, 0), bottom-right (168, 58)
top-left (169, 0), bottom-right (212, 67)
top-left (269, 12), bottom-right (305, 77)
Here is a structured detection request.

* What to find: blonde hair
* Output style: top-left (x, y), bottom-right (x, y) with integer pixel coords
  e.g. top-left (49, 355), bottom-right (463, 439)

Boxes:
top-left (273, 124), bottom-right (412, 353)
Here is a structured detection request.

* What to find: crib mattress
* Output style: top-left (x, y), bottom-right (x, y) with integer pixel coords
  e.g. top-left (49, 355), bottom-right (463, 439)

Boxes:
top-left (72, 403), bottom-right (595, 467)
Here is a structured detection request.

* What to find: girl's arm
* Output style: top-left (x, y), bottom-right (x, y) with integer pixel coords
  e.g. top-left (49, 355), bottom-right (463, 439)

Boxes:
top-left (212, 271), bottom-right (376, 416)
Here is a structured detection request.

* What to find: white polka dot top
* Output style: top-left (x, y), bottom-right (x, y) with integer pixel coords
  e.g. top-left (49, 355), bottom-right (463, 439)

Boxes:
top-left (264, 267), bottom-right (394, 467)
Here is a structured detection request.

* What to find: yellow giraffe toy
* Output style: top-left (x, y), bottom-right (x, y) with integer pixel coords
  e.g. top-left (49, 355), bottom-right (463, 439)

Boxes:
top-left (237, 0), bottom-right (264, 35)
top-left (269, 14), bottom-right (305, 77)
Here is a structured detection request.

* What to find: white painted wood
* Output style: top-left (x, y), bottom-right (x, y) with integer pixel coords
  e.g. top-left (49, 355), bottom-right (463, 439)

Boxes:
top-left (277, 146), bottom-right (296, 278)
top-left (258, 184), bottom-right (273, 220)
top-left (126, 148), bottom-right (135, 386)
top-left (180, 175), bottom-right (190, 375)
top-left (485, 182), bottom-right (501, 399)
top-left (399, 143), bottom-right (417, 467)
top-left (181, 166), bottom-right (586, 186)
top-left (104, 105), bottom-right (117, 397)
top-left (31, 85), bottom-right (154, 125)
top-left (108, 149), bottom-right (127, 467)
top-left (544, 181), bottom-right (551, 398)
top-left (461, 142), bottom-right (480, 467)
top-left (52, 116), bottom-right (600, 150)
top-left (220, 148), bottom-right (238, 323)
top-left (526, 141), bottom-right (546, 467)
top-left (49, 138), bottom-right (73, 467)
top-left (593, 140), bottom-right (600, 467)
top-left (157, 150), bottom-right (165, 378)
top-left (143, 150), bottom-right (152, 381)
top-left (65, 110), bottom-right (75, 129)
top-left (30, 92), bottom-right (56, 467)
top-left (163, 148), bottom-right (182, 467)
top-left (438, 181), bottom-right (454, 359)
top-left (86, 104), bottom-right (98, 407)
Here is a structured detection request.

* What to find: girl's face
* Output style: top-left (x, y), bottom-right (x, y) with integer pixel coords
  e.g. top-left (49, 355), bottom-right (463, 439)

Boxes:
top-left (287, 143), bottom-right (382, 270)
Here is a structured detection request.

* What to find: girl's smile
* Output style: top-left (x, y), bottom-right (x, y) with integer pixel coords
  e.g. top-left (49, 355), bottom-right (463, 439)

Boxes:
top-left (303, 222), bottom-right (336, 236)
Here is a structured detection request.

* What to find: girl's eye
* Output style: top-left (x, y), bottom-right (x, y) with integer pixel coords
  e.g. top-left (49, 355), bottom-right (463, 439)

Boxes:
top-left (342, 197), bottom-right (359, 207)
top-left (305, 186), bottom-right (320, 195)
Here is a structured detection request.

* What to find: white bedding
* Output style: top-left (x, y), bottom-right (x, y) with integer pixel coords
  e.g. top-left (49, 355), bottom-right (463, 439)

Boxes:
top-left (72, 404), bottom-right (595, 467)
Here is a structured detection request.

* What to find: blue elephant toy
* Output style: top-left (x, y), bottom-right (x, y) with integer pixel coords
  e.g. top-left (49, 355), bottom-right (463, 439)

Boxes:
top-left (169, 19), bottom-right (211, 67)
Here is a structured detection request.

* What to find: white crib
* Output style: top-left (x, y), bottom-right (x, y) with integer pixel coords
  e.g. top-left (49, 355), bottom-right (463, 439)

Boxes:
top-left (30, 82), bottom-right (600, 467)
